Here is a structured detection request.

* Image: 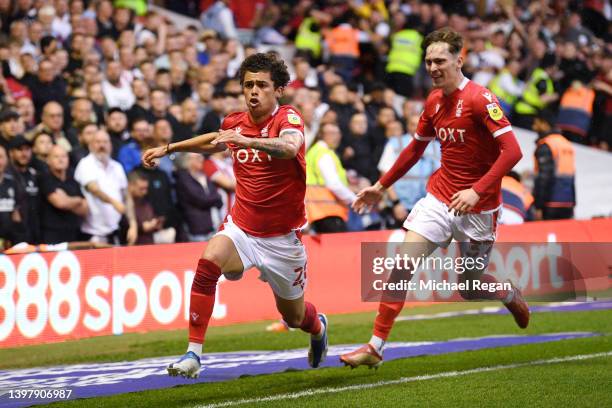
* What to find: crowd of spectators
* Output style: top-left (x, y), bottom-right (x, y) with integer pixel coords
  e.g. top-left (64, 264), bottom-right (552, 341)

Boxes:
top-left (0, 0), bottom-right (609, 248)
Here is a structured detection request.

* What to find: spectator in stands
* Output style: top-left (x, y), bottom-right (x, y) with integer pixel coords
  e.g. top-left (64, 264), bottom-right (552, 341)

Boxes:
top-left (341, 112), bottom-right (378, 185)
top-left (0, 145), bottom-right (25, 248)
top-left (126, 78), bottom-right (153, 125)
top-left (74, 129), bottom-right (137, 245)
top-left (488, 59), bottom-right (524, 117)
top-left (513, 53), bottom-right (559, 130)
top-left (532, 118), bottom-right (576, 220)
top-left (591, 52), bottom-right (612, 150)
top-left (150, 87), bottom-right (180, 133)
top-left (70, 122), bottom-right (98, 166)
top-left (198, 91), bottom-right (225, 134)
top-left (174, 98), bottom-right (199, 143)
top-left (305, 123), bottom-right (356, 233)
top-left (118, 117), bottom-right (153, 173)
top-left (385, 14), bottom-right (424, 98)
top-left (169, 63), bottom-right (191, 103)
top-left (200, 0), bottom-right (238, 40)
top-left (203, 150), bottom-right (235, 227)
top-left (66, 98), bottom-right (95, 145)
top-left (7, 135), bottom-right (40, 244)
top-left (175, 152), bottom-right (223, 242)
top-left (39, 145), bottom-right (88, 243)
top-left (27, 101), bottom-right (74, 152)
top-left (15, 97), bottom-right (35, 131)
top-left (327, 83), bottom-right (356, 138)
top-left (102, 60), bottom-right (135, 111)
top-left (378, 116), bottom-right (440, 228)
top-left (105, 107), bottom-right (130, 160)
top-left (500, 171), bottom-right (535, 225)
top-left (0, 109), bottom-right (20, 151)
top-left (21, 58), bottom-right (67, 121)
top-left (127, 170), bottom-right (164, 245)
top-left (30, 131), bottom-right (53, 173)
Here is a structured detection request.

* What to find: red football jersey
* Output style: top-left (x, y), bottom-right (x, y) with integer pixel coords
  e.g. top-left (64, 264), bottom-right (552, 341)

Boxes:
top-left (416, 78), bottom-right (513, 213)
top-left (220, 105), bottom-right (306, 237)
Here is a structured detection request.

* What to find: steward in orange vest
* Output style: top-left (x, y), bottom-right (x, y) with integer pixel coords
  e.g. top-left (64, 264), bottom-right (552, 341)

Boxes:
top-left (501, 172), bottom-right (535, 224)
top-left (533, 118), bottom-right (576, 220)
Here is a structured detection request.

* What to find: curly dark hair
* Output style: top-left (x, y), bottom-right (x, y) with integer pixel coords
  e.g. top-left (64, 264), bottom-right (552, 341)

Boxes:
top-left (422, 28), bottom-right (464, 55)
top-left (238, 52), bottom-right (290, 89)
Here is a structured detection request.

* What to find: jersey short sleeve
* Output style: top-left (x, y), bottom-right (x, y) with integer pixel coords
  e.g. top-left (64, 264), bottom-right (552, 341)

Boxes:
top-left (472, 89), bottom-right (513, 138)
top-left (220, 112), bottom-right (243, 131)
top-left (277, 106), bottom-right (305, 139)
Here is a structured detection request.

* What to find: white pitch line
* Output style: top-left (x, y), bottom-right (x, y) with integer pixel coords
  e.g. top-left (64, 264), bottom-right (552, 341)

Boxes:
top-left (195, 351), bottom-right (612, 408)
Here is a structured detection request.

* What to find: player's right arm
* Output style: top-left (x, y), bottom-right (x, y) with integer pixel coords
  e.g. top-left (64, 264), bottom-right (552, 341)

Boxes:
top-left (142, 132), bottom-right (226, 168)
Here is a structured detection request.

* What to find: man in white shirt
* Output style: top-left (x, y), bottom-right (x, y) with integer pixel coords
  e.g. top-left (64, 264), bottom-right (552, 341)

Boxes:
top-left (102, 60), bottom-right (135, 111)
top-left (74, 129), bottom-right (137, 244)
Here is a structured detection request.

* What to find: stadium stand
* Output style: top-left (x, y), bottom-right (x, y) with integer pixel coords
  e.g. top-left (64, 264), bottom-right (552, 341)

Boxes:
top-left (0, 0), bottom-right (610, 250)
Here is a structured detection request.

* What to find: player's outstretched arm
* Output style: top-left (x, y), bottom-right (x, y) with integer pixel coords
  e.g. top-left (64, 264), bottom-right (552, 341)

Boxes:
top-left (142, 132), bottom-right (225, 168)
top-left (212, 128), bottom-right (303, 159)
top-left (353, 181), bottom-right (386, 214)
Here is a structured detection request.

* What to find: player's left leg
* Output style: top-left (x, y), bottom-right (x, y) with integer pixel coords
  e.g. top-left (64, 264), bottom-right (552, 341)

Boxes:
top-left (454, 213), bottom-right (530, 328)
top-left (274, 294), bottom-right (328, 368)
top-left (254, 231), bottom-right (328, 368)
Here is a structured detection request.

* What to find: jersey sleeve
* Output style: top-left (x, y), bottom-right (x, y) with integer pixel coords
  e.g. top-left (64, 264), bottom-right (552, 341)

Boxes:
top-left (277, 106), bottom-right (305, 139)
top-left (473, 89), bottom-right (513, 138)
top-left (415, 97), bottom-right (436, 141)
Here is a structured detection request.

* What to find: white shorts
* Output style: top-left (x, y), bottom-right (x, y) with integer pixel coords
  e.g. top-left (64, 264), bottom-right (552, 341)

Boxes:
top-left (215, 217), bottom-right (307, 300)
top-left (403, 193), bottom-right (499, 245)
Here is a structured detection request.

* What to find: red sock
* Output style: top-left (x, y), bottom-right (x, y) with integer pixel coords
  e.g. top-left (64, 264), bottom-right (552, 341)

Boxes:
top-left (188, 259), bottom-right (222, 344)
top-left (373, 301), bottom-right (404, 340)
top-left (460, 274), bottom-right (509, 301)
top-left (298, 301), bottom-right (322, 335)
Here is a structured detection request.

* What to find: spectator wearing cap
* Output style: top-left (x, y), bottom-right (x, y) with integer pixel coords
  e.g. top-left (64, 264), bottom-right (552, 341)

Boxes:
top-left (0, 110), bottom-right (21, 151)
top-left (27, 101), bottom-right (75, 152)
top-left (7, 135), bottom-right (40, 244)
top-left (39, 143), bottom-right (88, 244)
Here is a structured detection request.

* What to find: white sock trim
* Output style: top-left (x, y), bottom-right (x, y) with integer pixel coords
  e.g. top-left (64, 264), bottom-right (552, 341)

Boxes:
top-left (187, 342), bottom-right (202, 356)
top-left (369, 335), bottom-right (386, 354)
top-left (503, 289), bottom-right (515, 304)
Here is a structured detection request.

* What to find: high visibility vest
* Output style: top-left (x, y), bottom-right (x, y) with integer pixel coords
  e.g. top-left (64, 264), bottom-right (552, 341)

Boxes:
top-left (305, 141), bottom-right (349, 222)
top-left (515, 68), bottom-right (554, 115)
top-left (556, 85), bottom-right (595, 137)
top-left (489, 69), bottom-right (519, 108)
top-left (326, 25), bottom-right (359, 58)
top-left (535, 134), bottom-right (576, 208)
top-left (385, 29), bottom-right (423, 76)
top-left (501, 176), bottom-right (534, 220)
top-left (295, 17), bottom-right (322, 58)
